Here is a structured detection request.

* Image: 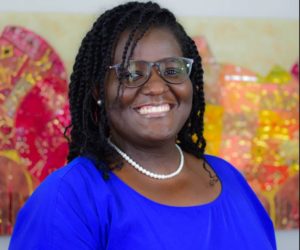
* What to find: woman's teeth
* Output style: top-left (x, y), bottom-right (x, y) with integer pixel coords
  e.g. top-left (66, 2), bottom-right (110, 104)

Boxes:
top-left (137, 104), bottom-right (170, 115)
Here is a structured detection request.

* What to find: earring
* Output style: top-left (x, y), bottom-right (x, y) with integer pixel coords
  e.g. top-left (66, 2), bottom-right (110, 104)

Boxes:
top-left (97, 99), bottom-right (102, 106)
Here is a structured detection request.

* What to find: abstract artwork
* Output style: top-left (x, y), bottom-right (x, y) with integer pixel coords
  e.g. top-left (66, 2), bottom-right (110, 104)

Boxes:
top-left (0, 26), bottom-right (70, 234)
top-left (195, 36), bottom-right (299, 229)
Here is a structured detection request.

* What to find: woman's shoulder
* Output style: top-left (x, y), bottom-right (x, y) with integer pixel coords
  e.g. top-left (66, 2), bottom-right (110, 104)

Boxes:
top-left (10, 156), bottom-right (110, 249)
top-left (204, 154), bottom-right (244, 179)
top-left (27, 157), bottom-right (100, 196)
top-left (27, 156), bottom-right (111, 207)
top-left (204, 154), bottom-right (259, 196)
top-left (15, 156), bottom-right (109, 216)
top-left (49, 156), bottom-right (102, 181)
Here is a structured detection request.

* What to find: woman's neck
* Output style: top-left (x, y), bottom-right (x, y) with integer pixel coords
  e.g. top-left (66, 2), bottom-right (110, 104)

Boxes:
top-left (109, 135), bottom-right (181, 174)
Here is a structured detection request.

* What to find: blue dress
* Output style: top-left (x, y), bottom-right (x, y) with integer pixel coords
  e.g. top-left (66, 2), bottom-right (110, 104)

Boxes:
top-left (9, 155), bottom-right (276, 250)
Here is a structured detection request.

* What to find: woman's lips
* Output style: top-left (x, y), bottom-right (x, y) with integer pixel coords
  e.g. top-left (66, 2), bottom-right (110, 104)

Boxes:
top-left (134, 103), bottom-right (174, 117)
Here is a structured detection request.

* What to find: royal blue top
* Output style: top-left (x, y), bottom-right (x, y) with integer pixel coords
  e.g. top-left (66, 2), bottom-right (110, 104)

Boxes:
top-left (9, 155), bottom-right (276, 250)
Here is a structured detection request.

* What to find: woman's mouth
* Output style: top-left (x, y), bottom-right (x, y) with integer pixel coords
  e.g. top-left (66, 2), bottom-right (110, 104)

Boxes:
top-left (135, 104), bottom-right (172, 117)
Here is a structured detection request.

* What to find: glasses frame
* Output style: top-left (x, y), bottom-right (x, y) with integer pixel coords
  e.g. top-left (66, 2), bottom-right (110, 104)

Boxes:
top-left (108, 57), bottom-right (194, 88)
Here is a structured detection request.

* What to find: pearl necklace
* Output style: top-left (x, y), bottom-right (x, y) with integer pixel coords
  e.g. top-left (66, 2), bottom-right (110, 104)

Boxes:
top-left (108, 139), bottom-right (184, 180)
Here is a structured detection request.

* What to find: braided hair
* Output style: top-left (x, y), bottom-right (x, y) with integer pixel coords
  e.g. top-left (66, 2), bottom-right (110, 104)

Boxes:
top-left (66, 1), bottom-right (206, 179)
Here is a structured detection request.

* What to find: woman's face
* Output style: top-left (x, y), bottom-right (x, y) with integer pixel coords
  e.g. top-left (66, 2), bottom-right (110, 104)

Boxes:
top-left (105, 28), bottom-right (193, 145)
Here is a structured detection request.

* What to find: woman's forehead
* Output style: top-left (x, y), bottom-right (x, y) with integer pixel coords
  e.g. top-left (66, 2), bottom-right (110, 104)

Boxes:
top-left (113, 28), bottom-right (183, 63)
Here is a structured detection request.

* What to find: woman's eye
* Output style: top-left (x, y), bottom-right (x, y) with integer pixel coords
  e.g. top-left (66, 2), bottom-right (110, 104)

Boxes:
top-left (164, 68), bottom-right (181, 76)
top-left (129, 71), bottom-right (144, 81)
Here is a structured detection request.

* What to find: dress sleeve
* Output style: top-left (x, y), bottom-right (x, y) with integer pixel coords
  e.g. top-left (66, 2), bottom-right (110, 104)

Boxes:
top-left (9, 167), bottom-right (102, 250)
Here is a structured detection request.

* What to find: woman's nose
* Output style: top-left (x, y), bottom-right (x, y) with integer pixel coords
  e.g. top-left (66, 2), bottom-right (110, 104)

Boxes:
top-left (141, 66), bottom-right (169, 95)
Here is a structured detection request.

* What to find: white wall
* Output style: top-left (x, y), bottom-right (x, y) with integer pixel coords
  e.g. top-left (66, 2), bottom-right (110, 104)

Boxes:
top-left (0, 0), bottom-right (298, 18)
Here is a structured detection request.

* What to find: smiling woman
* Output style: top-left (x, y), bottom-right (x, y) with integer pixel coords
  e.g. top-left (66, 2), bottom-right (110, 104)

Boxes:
top-left (106, 28), bottom-right (194, 149)
top-left (9, 2), bottom-right (276, 250)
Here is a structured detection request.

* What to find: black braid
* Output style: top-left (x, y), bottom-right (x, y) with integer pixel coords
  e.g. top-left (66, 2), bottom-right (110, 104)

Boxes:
top-left (65, 1), bottom-right (207, 179)
top-left (126, 11), bottom-right (159, 64)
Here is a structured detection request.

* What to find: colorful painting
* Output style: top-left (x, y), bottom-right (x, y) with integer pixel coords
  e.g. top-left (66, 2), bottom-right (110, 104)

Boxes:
top-left (196, 36), bottom-right (299, 229)
top-left (0, 26), bottom-right (70, 234)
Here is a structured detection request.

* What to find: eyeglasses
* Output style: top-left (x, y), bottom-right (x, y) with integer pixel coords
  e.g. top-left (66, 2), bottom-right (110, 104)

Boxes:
top-left (108, 57), bottom-right (194, 88)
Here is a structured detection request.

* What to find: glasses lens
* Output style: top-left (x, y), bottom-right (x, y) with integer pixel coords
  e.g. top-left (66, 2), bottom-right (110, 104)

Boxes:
top-left (160, 57), bottom-right (193, 84)
top-left (117, 61), bottom-right (149, 87)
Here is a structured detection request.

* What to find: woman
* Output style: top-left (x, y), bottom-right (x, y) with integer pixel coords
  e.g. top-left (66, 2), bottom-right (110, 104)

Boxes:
top-left (9, 2), bottom-right (276, 249)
